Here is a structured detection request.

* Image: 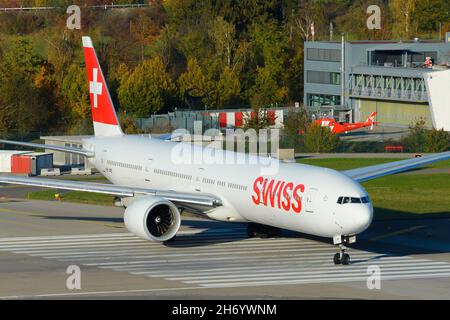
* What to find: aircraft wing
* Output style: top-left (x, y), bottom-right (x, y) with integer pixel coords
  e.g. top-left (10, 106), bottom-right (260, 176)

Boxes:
top-left (0, 139), bottom-right (94, 157)
top-left (343, 151), bottom-right (450, 183)
top-left (0, 175), bottom-right (222, 208)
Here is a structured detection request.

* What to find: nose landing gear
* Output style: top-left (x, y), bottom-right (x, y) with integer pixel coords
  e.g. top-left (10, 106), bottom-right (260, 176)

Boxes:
top-left (333, 235), bottom-right (355, 265)
top-left (333, 245), bottom-right (351, 265)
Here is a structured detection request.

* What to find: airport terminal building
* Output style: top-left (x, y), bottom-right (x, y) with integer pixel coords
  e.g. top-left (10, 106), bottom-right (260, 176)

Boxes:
top-left (304, 33), bottom-right (450, 127)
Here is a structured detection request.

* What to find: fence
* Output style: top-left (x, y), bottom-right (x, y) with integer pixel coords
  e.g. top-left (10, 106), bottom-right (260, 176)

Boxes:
top-left (0, 3), bottom-right (149, 11)
top-left (137, 111), bottom-right (221, 133)
top-left (137, 108), bottom-right (290, 134)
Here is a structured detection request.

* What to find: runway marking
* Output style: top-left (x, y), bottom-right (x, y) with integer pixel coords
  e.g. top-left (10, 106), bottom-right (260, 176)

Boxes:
top-left (0, 286), bottom-right (204, 299)
top-left (0, 231), bottom-right (449, 289)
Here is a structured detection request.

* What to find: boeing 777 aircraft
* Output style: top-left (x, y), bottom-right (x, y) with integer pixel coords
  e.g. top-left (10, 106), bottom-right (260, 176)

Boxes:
top-left (1, 37), bottom-right (449, 265)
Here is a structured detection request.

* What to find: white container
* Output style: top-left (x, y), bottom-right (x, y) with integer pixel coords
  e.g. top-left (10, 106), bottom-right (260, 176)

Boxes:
top-left (0, 150), bottom-right (31, 173)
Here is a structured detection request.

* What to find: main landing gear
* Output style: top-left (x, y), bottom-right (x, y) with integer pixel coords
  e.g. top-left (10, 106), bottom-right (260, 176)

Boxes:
top-left (333, 235), bottom-right (356, 265)
top-left (247, 223), bottom-right (281, 238)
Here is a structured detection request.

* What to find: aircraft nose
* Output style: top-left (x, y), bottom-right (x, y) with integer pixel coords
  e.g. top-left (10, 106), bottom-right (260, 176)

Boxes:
top-left (353, 204), bottom-right (373, 233)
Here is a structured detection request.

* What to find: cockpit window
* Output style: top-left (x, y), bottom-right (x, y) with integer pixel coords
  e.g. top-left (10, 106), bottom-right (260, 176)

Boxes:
top-left (337, 196), bottom-right (370, 205)
top-left (351, 197), bottom-right (361, 203)
top-left (361, 196), bottom-right (370, 203)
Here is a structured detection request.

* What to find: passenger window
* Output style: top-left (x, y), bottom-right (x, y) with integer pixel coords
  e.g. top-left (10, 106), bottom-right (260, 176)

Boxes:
top-left (342, 197), bottom-right (350, 204)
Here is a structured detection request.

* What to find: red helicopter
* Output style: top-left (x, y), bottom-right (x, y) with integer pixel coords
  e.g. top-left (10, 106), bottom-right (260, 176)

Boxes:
top-left (314, 111), bottom-right (378, 134)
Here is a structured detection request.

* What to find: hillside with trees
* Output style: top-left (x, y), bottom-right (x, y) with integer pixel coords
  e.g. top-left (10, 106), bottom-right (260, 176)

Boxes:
top-left (0, 0), bottom-right (449, 137)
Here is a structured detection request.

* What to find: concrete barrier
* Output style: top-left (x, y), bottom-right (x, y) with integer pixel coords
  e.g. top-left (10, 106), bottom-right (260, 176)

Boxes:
top-left (71, 168), bottom-right (92, 175)
top-left (275, 149), bottom-right (295, 161)
top-left (41, 168), bottom-right (61, 176)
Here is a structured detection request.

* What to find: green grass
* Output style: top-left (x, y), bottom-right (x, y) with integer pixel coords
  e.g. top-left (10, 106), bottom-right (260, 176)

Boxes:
top-left (363, 174), bottom-right (450, 220)
top-left (27, 189), bottom-right (115, 206)
top-left (298, 158), bottom-right (400, 171)
top-left (297, 158), bottom-right (450, 171)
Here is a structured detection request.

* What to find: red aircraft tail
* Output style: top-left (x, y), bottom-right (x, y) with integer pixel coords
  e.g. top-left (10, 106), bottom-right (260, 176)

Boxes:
top-left (366, 112), bottom-right (378, 130)
top-left (82, 36), bottom-right (123, 137)
top-left (366, 112), bottom-right (377, 123)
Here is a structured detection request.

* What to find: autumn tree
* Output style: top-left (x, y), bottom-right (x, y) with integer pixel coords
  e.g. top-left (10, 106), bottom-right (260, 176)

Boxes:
top-left (215, 66), bottom-right (241, 107)
top-left (243, 108), bottom-right (272, 133)
top-left (118, 57), bottom-right (176, 117)
top-left (0, 38), bottom-right (53, 138)
top-left (304, 123), bottom-right (340, 153)
top-left (390, 0), bottom-right (417, 39)
top-left (401, 118), bottom-right (427, 152)
top-left (424, 129), bottom-right (450, 152)
top-left (208, 16), bottom-right (236, 68)
top-left (248, 20), bottom-right (290, 107)
top-left (413, 0), bottom-right (450, 33)
top-left (61, 64), bottom-right (90, 121)
top-left (402, 118), bottom-right (450, 152)
top-left (178, 58), bottom-right (214, 108)
top-left (283, 105), bottom-right (308, 148)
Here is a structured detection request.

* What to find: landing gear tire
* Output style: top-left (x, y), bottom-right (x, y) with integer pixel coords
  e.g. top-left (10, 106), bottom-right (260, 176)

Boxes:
top-left (341, 253), bottom-right (350, 265)
top-left (333, 253), bottom-right (341, 265)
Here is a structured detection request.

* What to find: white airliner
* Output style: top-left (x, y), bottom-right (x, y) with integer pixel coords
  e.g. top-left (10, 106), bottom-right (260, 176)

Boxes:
top-left (1, 37), bottom-right (449, 265)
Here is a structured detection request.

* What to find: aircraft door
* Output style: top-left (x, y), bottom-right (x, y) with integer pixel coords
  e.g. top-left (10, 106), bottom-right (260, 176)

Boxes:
top-left (195, 167), bottom-right (205, 192)
top-left (305, 187), bottom-right (318, 213)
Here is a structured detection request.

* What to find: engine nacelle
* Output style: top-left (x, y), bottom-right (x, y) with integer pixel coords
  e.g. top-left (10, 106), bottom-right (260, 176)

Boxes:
top-left (124, 196), bottom-right (181, 242)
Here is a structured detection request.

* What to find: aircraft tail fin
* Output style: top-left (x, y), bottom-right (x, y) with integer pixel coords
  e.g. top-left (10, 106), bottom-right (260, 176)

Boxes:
top-left (82, 36), bottom-right (123, 137)
top-left (367, 112), bottom-right (377, 123)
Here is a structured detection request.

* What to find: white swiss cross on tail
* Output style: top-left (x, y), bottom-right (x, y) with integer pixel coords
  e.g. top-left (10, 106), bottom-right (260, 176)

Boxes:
top-left (89, 68), bottom-right (103, 109)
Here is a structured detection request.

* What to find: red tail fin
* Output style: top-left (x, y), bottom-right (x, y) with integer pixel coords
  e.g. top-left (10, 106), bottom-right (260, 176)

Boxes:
top-left (82, 36), bottom-right (123, 137)
top-left (367, 112), bottom-right (377, 123)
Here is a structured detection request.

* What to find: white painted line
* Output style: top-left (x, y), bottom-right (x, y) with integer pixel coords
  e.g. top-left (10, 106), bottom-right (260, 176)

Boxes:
top-left (0, 236), bottom-right (142, 245)
top-left (0, 286), bottom-right (204, 299)
top-left (6, 237), bottom-right (328, 252)
top-left (200, 273), bottom-right (450, 288)
top-left (63, 252), bottom-right (405, 264)
top-left (37, 247), bottom-right (346, 260)
top-left (117, 255), bottom-right (410, 272)
top-left (0, 229), bottom-right (246, 242)
top-left (0, 233), bottom-right (252, 248)
top-left (93, 256), bottom-right (409, 273)
top-left (0, 233), bottom-right (133, 242)
top-left (15, 241), bottom-right (331, 256)
top-left (123, 260), bottom-right (439, 276)
top-left (169, 264), bottom-right (450, 282)
top-left (2, 273), bottom-right (449, 299)
top-left (0, 239), bottom-right (151, 249)
top-left (183, 268), bottom-right (450, 284)
top-left (81, 251), bottom-right (401, 266)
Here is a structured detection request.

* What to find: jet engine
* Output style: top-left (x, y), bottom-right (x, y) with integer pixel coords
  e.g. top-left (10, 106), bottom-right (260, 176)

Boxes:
top-left (124, 196), bottom-right (181, 242)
